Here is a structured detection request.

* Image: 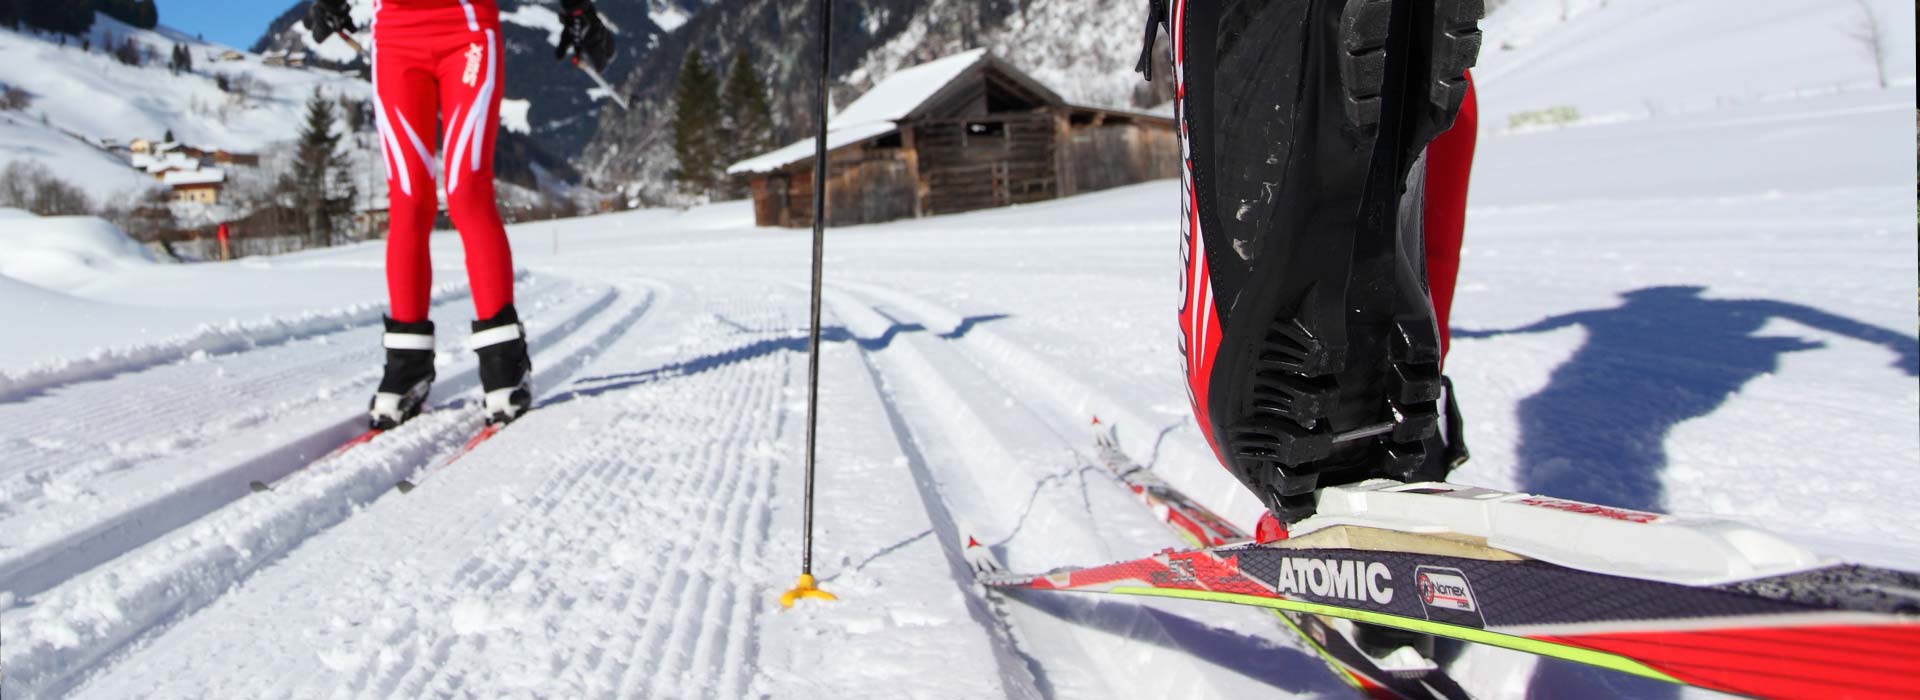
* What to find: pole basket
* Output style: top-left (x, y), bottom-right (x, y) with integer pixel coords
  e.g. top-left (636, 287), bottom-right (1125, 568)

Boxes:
top-left (778, 573), bottom-right (837, 609)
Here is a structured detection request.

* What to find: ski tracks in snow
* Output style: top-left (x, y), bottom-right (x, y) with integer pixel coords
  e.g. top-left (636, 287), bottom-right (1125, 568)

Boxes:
top-left (0, 276), bottom-right (654, 698)
top-left (819, 283), bottom-right (1333, 699)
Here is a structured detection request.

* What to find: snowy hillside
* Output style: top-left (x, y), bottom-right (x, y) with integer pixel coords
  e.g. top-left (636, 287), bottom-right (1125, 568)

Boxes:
top-left (0, 0), bottom-right (1915, 698)
top-left (0, 15), bottom-right (368, 201)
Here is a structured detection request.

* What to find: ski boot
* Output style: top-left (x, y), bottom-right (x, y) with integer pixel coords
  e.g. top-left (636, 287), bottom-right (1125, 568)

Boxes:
top-left (1152, 0), bottom-right (1483, 522)
top-left (472, 304), bottom-right (532, 425)
top-left (370, 317), bottom-right (436, 429)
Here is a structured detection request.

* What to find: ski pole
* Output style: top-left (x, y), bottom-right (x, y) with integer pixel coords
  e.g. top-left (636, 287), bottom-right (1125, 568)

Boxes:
top-left (571, 56), bottom-right (631, 111)
top-left (779, 0), bottom-right (836, 610)
top-left (336, 31), bottom-right (368, 60)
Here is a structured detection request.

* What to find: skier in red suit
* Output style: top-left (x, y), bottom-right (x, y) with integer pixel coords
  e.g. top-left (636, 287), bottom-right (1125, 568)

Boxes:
top-left (304, 0), bottom-right (614, 428)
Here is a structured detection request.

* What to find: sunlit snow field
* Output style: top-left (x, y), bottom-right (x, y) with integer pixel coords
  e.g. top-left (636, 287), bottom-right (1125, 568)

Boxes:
top-left (1, 0), bottom-right (1914, 697)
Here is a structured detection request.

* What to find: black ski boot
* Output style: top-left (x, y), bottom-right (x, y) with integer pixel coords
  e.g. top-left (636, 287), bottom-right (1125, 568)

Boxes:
top-left (472, 304), bottom-right (532, 425)
top-left (370, 317), bottom-right (436, 430)
top-left (1149, 0), bottom-right (1482, 522)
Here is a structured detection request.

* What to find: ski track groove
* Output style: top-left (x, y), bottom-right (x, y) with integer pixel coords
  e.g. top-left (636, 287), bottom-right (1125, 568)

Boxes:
top-left (274, 293), bottom-right (783, 700)
top-left (0, 278), bottom-right (647, 700)
top-left (827, 282), bottom-right (1312, 699)
top-left (0, 279), bottom-right (607, 604)
top-left (0, 274), bottom-right (524, 405)
top-left (0, 276), bottom-right (557, 518)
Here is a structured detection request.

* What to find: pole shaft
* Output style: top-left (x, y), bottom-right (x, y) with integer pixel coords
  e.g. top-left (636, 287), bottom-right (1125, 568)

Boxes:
top-left (801, 0), bottom-right (833, 577)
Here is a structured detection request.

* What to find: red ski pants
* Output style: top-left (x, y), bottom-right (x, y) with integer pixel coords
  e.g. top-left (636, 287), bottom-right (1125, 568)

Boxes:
top-left (373, 0), bottom-right (513, 323)
top-left (1423, 73), bottom-right (1476, 363)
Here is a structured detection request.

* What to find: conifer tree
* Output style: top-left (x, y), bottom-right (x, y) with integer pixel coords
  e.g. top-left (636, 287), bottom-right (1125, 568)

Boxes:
top-left (282, 88), bottom-right (354, 248)
top-left (718, 49), bottom-right (773, 198)
top-left (669, 47), bottom-right (722, 198)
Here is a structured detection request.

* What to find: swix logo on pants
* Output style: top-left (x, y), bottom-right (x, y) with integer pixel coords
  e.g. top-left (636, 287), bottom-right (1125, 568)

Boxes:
top-left (1274, 557), bottom-right (1395, 605)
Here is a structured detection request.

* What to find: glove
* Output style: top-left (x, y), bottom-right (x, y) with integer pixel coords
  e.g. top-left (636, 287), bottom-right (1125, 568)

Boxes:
top-left (305, 0), bottom-right (355, 44)
top-left (555, 0), bottom-right (616, 72)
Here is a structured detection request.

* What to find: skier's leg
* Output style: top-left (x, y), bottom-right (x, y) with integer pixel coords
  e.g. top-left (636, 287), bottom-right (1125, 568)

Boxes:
top-left (436, 23), bottom-right (514, 322)
top-left (1423, 72), bottom-right (1476, 361)
top-left (374, 38), bottom-right (443, 324)
top-left (369, 34), bottom-right (445, 427)
top-left (1170, 0), bottom-right (1481, 523)
top-left (435, 17), bottom-right (530, 425)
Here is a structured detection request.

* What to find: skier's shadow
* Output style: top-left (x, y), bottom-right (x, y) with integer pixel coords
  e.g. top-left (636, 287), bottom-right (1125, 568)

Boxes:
top-left (1455, 285), bottom-right (1919, 513)
top-left (541, 314), bottom-right (1010, 408)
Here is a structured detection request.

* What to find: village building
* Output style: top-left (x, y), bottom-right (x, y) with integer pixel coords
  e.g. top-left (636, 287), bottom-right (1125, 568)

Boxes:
top-left (163, 168), bottom-right (226, 204)
top-left (727, 49), bottom-right (1179, 228)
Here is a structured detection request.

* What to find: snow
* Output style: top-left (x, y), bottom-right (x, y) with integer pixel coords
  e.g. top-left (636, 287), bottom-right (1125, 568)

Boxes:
top-left (0, 212), bottom-right (154, 292)
top-left (831, 48), bottom-right (989, 127)
top-left (650, 6), bottom-right (691, 33)
top-left (499, 98), bottom-right (532, 135)
top-left (160, 168), bottom-right (224, 186)
top-left (499, 4), bottom-right (565, 45)
top-left (0, 1), bottom-right (1915, 698)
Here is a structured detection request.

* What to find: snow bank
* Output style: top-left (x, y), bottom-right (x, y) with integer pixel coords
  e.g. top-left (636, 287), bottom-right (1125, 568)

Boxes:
top-left (0, 212), bottom-right (154, 291)
top-left (1476, 0), bottom-right (1917, 130)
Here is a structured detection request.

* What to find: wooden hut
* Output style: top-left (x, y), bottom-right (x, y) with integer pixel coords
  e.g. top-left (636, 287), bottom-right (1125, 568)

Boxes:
top-left (728, 50), bottom-right (1179, 228)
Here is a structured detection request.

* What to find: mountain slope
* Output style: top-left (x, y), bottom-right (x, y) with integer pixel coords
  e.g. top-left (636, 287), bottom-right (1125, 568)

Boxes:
top-left (0, 15), bottom-right (368, 201)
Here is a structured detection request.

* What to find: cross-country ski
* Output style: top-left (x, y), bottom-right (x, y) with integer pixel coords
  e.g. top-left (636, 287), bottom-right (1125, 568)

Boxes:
top-left (3, 0), bottom-right (1915, 697)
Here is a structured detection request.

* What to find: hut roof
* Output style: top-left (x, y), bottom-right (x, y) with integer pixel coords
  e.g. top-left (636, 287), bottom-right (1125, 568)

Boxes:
top-left (727, 49), bottom-right (1064, 176)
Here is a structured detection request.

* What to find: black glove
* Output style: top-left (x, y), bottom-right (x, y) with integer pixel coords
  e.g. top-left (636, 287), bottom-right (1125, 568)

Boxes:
top-left (555, 0), bottom-right (616, 72)
top-left (305, 0), bottom-right (355, 44)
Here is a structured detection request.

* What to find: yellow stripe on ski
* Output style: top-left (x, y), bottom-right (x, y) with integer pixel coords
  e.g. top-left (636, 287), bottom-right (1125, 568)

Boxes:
top-left (1107, 586), bottom-right (1685, 684)
top-left (1270, 610), bottom-right (1369, 692)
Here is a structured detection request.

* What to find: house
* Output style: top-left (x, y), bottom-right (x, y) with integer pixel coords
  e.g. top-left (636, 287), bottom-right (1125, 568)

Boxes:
top-left (133, 151), bottom-right (201, 177)
top-left (164, 168), bottom-right (226, 204)
top-left (129, 138), bottom-right (152, 155)
top-left (727, 49), bottom-right (1179, 228)
top-left (213, 150), bottom-right (260, 167)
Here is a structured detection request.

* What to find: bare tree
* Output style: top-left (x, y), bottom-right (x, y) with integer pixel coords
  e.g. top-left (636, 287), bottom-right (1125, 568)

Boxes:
top-left (0, 161), bottom-right (93, 216)
top-left (1846, 0), bottom-right (1889, 89)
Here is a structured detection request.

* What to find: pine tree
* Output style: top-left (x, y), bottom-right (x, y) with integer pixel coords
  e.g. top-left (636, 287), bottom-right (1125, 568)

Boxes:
top-left (283, 88), bottom-right (352, 249)
top-left (669, 47), bottom-right (722, 198)
top-left (719, 49), bottom-right (773, 199)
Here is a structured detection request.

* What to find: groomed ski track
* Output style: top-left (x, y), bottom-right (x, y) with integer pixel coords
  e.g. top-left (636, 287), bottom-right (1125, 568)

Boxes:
top-left (1, 237), bottom-right (1353, 698)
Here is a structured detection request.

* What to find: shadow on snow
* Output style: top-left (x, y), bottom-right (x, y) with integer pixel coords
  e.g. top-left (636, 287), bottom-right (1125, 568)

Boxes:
top-left (1455, 285), bottom-right (1918, 513)
top-left (540, 313), bottom-right (1011, 410)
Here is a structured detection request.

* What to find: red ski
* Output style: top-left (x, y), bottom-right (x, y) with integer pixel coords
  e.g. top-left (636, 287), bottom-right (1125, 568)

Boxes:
top-left (249, 428), bottom-right (385, 493)
top-left (395, 422), bottom-right (504, 493)
top-left (985, 477), bottom-right (1920, 700)
top-left (1087, 417), bottom-right (1469, 699)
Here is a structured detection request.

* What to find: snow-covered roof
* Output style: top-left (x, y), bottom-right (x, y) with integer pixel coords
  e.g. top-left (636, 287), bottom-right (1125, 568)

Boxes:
top-left (164, 168), bottom-right (226, 186)
top-left (728, 49), bottom-right (1065, 176)
top-left (831, 49), bottom-right (990, 128)
top-left (727, 122), bottom-right (898, 176)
